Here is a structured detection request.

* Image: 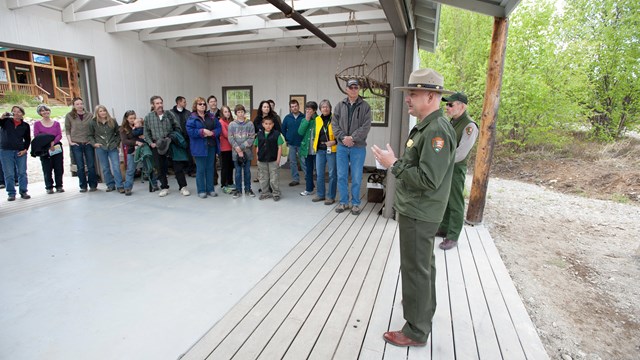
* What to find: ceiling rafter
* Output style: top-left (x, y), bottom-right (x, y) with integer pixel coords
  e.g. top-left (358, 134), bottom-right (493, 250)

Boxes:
top-left (140, 9), bottom-right (386, 41)
top-left (168, 23), bottom-right (391, 48)
top-left (63, 0), bottom-right (207, 23)
top-left (190, 33), bottom-right (394, 53)
top-left (105, 0), bottom-right (378, 33)
top-left (6, 0), bottom-right (54, 9)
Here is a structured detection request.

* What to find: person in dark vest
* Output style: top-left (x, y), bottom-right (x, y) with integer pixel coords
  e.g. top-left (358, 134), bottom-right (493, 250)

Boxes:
top-left (372, 68), bottom-right (456, 347)
top-left (254, 116), bottom-right (284, 201)
top-left (438, 92), bottom-right (479, 250)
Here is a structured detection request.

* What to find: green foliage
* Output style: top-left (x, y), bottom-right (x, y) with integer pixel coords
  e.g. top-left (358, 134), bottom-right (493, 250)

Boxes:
top-left (561, 0), bottom-right (640, 139)
top-left (1, 91), bottom-right (39, 106)
top-left (421, 0), bottom-right (639, 148)
top-left (0, 105), bottom-right (68, 119)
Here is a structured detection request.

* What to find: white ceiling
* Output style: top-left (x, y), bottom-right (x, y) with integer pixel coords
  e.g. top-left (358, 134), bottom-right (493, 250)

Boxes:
top-left (6, 0), bottom-right (521, 55)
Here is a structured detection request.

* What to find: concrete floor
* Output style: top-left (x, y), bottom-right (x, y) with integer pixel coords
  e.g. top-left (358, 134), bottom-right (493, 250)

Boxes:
top-left (0, 170), bottom-right (339, 360)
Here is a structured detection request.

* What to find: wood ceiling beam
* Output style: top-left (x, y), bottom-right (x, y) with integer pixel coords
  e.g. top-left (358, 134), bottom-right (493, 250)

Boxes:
top-left (106, 0), bottom-right (379, 33)
top-left (6, 0), bottom-right (54, 9)
top-left (168, 23), bottom-right (391, 48)
top-left (190, 33), bottom-right (394, 53)
top-left (140, 9), bottom-right (386, 41)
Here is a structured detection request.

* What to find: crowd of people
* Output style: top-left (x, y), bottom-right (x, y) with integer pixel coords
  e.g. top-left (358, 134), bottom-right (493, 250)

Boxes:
top-left (1, 67), bottom-right (480, 348)
top-left (0, 78), bottom-right (376, 214)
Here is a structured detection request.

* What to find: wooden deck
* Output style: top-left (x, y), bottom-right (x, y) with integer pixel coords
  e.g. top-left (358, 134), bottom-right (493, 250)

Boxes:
top-left (179, 200), bottom-right (549, 360)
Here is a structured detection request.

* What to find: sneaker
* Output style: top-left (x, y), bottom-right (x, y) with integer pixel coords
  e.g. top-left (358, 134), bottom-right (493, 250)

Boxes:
top-left (246, 190), bottom-right (256, 197)
top-left (46, 189), bottom-right (54, 194)
top-left (273, 195), bottom-right (281, 202)
top-left (56, 187), bottom-right (64, 193)
top-left (79, 188), bottom-right (87, 193)
top-left (207, 192), bottom-right (218, 197)
top-left (158, 189), bottom-right (169, 197)
top-left (7, 195), bottom-right (15, 201)
top-left (233, 191), bottom-right (241, 199)
top-left (106, 186), bottom-right (115, 192)
top-left (125, 189), bottom-right (132, 196)
top-left (198, 192), bottom-right (207, 199)
top-left (289, 181), bottom-right (300, 186)
top-left (180, 187), bottom-right (191, 196)
top-left (20, 192), bottom-right (31, 199)
top-left (259, 193), bottom-right (272, 200)
top-left (351, 205), bottom-right (362, 215)
top-left (335, 203), bottom-right (350, 213)
top-left (312, 196), bottom-right (325, 202)
top-left (439, 239), bottom-right (458, 250)
top-left (149, 186), bottom-right (159, 193)
top-left (89, 187), bottom-right (97, 192)
top-left (117, 188), bottom-right (125, 194)
top-left (300, 190), bottom-right (315, 196)
top-left (324, 199), bottom-right (335, 205)
top-left (0, 184), bottom-right (5, 189)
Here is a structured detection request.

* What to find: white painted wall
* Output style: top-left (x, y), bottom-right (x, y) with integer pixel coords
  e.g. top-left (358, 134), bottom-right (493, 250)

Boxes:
top-left (0, 1), bottom-right (209, 121)
top-left (208, 45), bottom-right (395, 167)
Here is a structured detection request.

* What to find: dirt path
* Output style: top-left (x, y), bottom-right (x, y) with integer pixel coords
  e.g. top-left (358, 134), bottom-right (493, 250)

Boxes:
top-left (482, 176), bottom-right (640, 360)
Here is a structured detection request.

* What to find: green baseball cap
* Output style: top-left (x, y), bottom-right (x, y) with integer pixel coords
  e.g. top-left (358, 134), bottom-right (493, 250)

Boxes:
top-left (442, 92), bottom-right (468, 104)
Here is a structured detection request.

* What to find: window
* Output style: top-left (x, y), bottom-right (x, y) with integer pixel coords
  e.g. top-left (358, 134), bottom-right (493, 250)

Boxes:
top-left (362, 87), bottom-right (389, 127)
top-left (223, 86), bottom-right (253, 113)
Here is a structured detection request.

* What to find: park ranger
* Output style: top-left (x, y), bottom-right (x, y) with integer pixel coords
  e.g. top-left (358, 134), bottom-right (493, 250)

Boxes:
top-left (372, 68), bottom-right (456, 347)
top-left (438, 92), bottom-right (479, 250)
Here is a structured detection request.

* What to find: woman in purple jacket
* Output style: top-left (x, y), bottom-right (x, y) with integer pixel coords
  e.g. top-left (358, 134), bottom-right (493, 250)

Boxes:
top-left (34, 104), bottom-right (64, 194)
top-left (186, 97), bottom-right (221, 198)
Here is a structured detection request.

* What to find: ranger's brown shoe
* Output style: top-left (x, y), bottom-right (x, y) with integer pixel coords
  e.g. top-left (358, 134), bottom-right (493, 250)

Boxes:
top-left (439, 238), bottom-right (458, 250)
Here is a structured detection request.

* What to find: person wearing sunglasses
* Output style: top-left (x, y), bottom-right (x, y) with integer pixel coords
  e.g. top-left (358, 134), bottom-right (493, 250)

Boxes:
top-left (332, 78), bottom-right (372, 215)
top-left (186, 97), bottom-right (221, 198)
top-left (438, 92), bottom-right (479, 251)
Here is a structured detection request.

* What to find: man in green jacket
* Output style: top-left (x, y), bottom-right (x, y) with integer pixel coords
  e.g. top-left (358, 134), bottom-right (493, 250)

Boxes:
top-left (438, 92), bottom-right (479, 250)
top-left (372, 68), bottom-right (456, 347)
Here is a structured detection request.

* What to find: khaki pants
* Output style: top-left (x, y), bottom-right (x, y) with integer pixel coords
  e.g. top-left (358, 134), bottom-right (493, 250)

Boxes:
top-left (258, 161), bottom-right (280, 196)
top-left (399, 214), bottom-right (438, 342)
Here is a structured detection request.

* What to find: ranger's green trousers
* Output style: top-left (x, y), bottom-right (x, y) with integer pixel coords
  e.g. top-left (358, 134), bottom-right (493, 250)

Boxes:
top-left (439, 163), bottom-right (467, 241)
top-left (399, 214), bottom-right (438, 342)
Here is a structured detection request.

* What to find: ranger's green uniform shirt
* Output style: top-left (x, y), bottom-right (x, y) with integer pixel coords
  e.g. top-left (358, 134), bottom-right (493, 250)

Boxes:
top-left (391, 108), bottom-right (456, 223)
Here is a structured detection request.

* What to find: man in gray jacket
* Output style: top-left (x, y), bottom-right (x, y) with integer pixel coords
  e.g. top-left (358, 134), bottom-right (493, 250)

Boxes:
top-left (332, 78), bottom-right (372, 215)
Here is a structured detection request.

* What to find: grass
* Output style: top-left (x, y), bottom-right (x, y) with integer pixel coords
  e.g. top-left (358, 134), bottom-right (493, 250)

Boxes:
top-left (611, 193), bottom-right (630, 204)
top-left (0, 105), bottom-right (69, 120)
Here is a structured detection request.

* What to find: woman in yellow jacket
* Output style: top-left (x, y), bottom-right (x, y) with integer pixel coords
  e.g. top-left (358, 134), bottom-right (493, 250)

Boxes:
top-left (312, 99), bottom-right (337, 205)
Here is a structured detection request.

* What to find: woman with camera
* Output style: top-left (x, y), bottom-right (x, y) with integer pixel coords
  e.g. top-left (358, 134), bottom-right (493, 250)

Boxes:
top-left (0, 106), bottom-right (31, 201)
top-left (34, 104), bottom-right (64, 194)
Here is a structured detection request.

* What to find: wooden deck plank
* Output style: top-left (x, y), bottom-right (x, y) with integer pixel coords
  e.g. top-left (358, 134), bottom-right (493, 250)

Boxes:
top-left (476, 226), bottom-right (549, 360)
top-left (466, 228), bottom-right (527, 360)
top-left (458, 227), bottom-right (502, 359)
top-left (330, 215), bottom-right (396, 360)
top-left (359, 229), bottom-right (401, 360)
top-left (307, 206), bottom-right (388, 359)
top-left (431, 237), bottom-right (455, 359)
top-left (210, 209), bottom-right (362, 360)
top-left (180, 210), bottom-right (345, 360)
top-left (446, 231), bottom-right (480, 360)
top-left (384, 270), bottom-right (410, 359)
top-left (277, 203), bottom-right (379, 360)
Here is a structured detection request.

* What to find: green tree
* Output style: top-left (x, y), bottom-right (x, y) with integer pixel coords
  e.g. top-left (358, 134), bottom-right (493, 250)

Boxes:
top-left (561, 0), bottom-right (640, 139)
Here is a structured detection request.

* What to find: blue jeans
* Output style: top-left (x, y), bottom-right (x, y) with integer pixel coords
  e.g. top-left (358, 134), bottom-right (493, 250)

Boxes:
top-left (288, 145), bottom-right (306, 182)
top-left (337, 144), bottom-right (366, 206)
top-left (0, 149), bottom-right (27, 196)
top-left (304, 154), bottom-right (316, 192)
top-left (71, 143), bottom-right (97, 190)
top-left (316, 150), bottom-right (337, 199)
top-left (124, 153), bottom-right (136, 190)
top-left (95, 147), bottom-right (123, 189)
top-left (195, 146), bottom-right (216, 194)
top-left (234, 157), bottom-right (252, 192)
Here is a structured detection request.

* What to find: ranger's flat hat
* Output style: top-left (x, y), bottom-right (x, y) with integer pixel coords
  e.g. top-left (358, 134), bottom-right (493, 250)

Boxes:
top-left (394, 68), bottom-right (454, 94)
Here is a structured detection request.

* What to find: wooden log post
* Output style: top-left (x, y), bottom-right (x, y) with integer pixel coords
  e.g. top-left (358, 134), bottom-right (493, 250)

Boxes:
top-left (466, 16), bottom-right (509, 225)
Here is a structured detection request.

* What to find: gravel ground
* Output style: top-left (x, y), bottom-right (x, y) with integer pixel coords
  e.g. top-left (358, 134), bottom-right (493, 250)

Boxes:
top-left (482, 176), bottom-right (640, 360)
